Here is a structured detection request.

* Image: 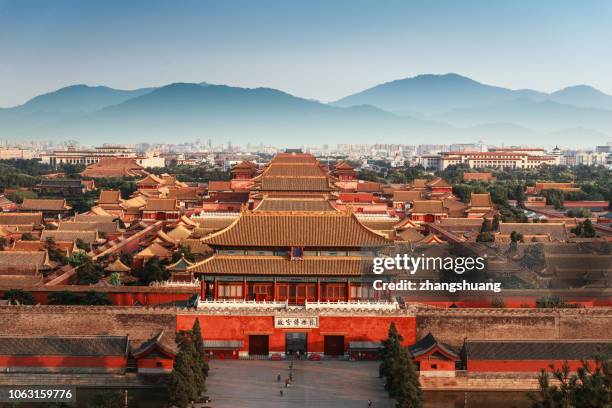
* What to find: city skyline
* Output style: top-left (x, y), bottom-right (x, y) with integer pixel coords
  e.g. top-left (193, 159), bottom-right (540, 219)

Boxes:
top-left (1, 0), bottom-right (612, 107)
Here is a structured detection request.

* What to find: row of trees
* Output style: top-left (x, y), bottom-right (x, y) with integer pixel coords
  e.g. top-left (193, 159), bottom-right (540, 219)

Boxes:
top-left (379, 323), bottom-right (422, 408)
top-left (529, 356), bottom-right (612, 407)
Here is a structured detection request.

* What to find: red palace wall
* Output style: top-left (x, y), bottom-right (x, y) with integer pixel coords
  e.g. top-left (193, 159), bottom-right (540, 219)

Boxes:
top-left (23, 290), bottom-right (193, 306)
top-left (176, 314), bottom-right (416, 355)
top-left (136, 357), bottom-right (174, 372)
top-left (467, 359), bottom-right (596, 373)
top-left (0, 356), bottom-right (126, 369)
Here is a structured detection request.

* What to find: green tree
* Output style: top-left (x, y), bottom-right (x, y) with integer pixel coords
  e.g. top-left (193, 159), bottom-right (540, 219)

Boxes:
top-left (77, 262), bottom-right (102, 285)
top-left (510, 231), bottom-right (524, 243)
top-left (73, 257), bottom-right (103, 285)
top-left (521, 244), bottom-right (546, 271)
top-left (2, 289), bottom-right (35, 305)
top-left (44, 237), bottom-right (68, 265)
top-left (20, 232), bottom-right (35, 241)
top-left (81, 291), bottom-right (112, 305)
top-left (391, 348), bottom-right (422, 408)
top-left (491, 214), bottom-right (500, 231)
top-left (168, 337), bottom-right (199, 408)
top-left (536, 296), bottom-right (578, 309)
top-left (380, 322), bottom-right (402, 382)
top-left (89, 390), bottom-right (124, 408)
top-left (172, 245), bottom-right (197, 263)
top-left (75, 238), bottom-right (90, 252)
top-left (388, 171), bottom-right (408, 184)
top-left (109, 272), bottom-right (121, 286)
top-left (528, 356), bottom-right (611, 408)
top-left (67, 250), bottom-right (91, 267)
top-left (566, 208), bottom-right (592, 218)
top-left (48, 291), bottom-right (82, 305)
top-left (6, 190), bottom-right (37, 204)
top-left (192, 319), bottom-right (210, 380)
top-left (120, 252), bottom-right (133, 266)
top-left (138, 257), bottom-right (170, 284)
top-left (476, 231), bottom-right (494, 243)
top-left (572, 219), bottom-right (597, 238)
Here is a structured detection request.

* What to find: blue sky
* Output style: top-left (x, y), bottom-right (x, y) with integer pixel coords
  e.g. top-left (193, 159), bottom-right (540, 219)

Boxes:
top-left (0, 0), bottom-right (611, 107)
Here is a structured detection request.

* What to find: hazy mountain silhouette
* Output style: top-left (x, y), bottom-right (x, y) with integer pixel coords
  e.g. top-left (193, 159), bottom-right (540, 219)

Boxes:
top-left (1, 76), bottom-right (610, 146)
top-left (9, 83), bottom-right (452, 145)
top-left (333, 73), bottom-right (612, 117)
top-left (332, 73), bottom-right (546, 115)
top-left (6, 84), bottom-right (155, 113)
top-left (549, 85), bottom-right (612, 110)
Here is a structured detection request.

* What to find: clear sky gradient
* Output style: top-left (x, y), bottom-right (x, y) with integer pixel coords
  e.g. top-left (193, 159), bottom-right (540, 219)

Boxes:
top-left (1, 0), bottom-right (611, 107)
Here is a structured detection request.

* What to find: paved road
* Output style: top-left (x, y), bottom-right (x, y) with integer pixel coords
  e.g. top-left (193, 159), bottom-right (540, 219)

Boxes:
top-left (206, 360), bottom-right (394, 408)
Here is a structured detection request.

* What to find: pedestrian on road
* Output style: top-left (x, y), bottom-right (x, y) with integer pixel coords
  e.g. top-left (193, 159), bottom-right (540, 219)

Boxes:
top-left (368, 399), bottom-right (372, 407)
top-left (280, 388), bottom-right (283, 397)
top-left (277, 372), bottom-right (281, 382)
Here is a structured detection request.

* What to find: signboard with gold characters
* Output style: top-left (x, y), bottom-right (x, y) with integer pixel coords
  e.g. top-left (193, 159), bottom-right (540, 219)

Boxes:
top-left (274, 316), bottom-right (319, 329)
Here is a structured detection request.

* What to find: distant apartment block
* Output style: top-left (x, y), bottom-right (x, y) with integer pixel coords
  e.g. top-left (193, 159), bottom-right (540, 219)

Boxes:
top-left (0, 147), bottom-right (35, 160)
top-left (417, 148), bottom-right (560, 170)
top-left (41, 145), bottom-right (165, 168)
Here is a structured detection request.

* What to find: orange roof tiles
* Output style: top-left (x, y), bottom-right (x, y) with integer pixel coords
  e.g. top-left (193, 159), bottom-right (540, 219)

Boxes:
top-left (254, 198), bottom-right (336, 212)
top-left (393, 190), bottom-right (423, 202)
top-left (355, 181), bottom-right (382, 192)
top-left (166, 187), bottom-right (199, 200)
top-left (136, 174), bottom-right (163, 185)
top-left (260, 177), bottom-right (331, 192)
top-left (41, 230), bottom-right (98, 244)
top-left (426, 177), bottom-right (451, 188)
top-left (334, 161), bottom-right (354, 170)
top-left (99, 190), bottom-right (122, 204)
top-left (411, 179), bottom-right (429, 189)
top-left (21, 198), bottom-right (70, 211)
top-left (81, 158), bottom-right (147, 178)
top-left (202, 211), bottom-right (390, 247)
top-left (143, 199), bottom-right (179, 212)
top-left (208, 181), bottom-right (232, 191)
top-left (0, 212), bottom-right (43, 225)
top-left (189, 255), bottom-right (372, 275)
top-left (411, 200), bottom-right (446, 214)
top-left (469, 193), bottom-right (493, 208)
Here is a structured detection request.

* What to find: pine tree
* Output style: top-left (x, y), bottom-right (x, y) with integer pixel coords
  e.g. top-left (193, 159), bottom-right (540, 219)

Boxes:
top-left (191, 319), bottom-right (209, 391)
top-left (380, 322), bottom-right (402, 382)
top-left (392, 348), bottom-right (422, 408)
top-left (529, 356), bottom-right (612, 408)
top-left (168, 338), bottom-right (199, 408)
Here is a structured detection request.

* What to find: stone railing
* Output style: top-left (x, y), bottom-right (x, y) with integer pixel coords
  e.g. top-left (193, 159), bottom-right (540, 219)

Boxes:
top-left (196, 299), bottom-right (399, 312)
top-left (304, 300), bottom-right (399, 311)
top-left (150, 279), bottom-right (201, 287)
top-left (197, 299), bottom-right (289, 310)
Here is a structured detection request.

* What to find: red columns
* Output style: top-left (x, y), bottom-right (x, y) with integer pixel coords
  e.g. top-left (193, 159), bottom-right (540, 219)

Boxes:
top-left (200, 280), bottom-right (206, 300)
top-left (214, 278), bottom-right (218, 300)
top-left (243, 278), bottom-right (247, 301)
top-left (346, 281), bottom-right (351, 302)
top-left (317, 279), bottom-right (321, 302)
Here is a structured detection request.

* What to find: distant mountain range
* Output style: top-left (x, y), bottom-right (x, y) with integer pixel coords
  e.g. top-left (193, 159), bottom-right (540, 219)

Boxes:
top-left (1, 74), bottom-right (611, 146)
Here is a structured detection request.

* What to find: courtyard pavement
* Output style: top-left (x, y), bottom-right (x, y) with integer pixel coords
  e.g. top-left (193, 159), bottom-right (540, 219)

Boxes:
top-left (206, 359), bottom-right (395, 408)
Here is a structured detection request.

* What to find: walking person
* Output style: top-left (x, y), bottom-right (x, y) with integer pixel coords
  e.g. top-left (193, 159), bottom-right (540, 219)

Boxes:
top-left (368, 399), bottom-right (372, 407)
top-left (277, 372), bottom-right (281, 382)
